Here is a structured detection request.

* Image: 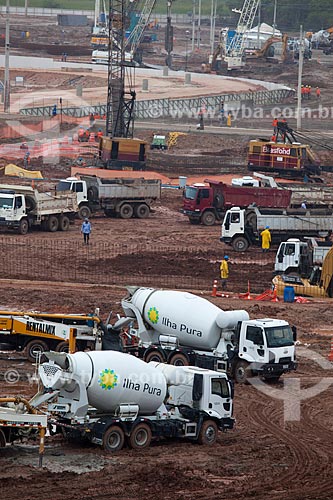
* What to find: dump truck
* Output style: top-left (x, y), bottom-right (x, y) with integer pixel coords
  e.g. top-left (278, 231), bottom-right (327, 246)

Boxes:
top-left (274, 238), bottom-right (332, 276)
top-left (57, 175), bottom-right (161, 219)
top-left (29, 350), bottom-right (234, 451)
top-left (273, 245), bottom-right (333, 298)
top-left (221, 206), bottom-right (333, 252)
top-left (182, 178), bottom-right (292, 226)
top-left (0, 310), bottom-right (104, 362)
top-left (114, 287), bottom-right (297, 383)
top-left (0, 184), bottom-right (78, 234)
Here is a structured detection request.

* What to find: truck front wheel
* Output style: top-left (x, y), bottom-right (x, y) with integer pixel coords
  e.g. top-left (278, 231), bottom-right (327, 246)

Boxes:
top-left (234, 360), bottom-right (251, 384)
top-left (129, 423), bottom-right (152, 450)
top-left (103, 425), bottom-right (125, 452)
top-left (119, 204), bottom-right (134, 219)
top-left (79, 205), bottom-right (92, 219)
top-left (232, 236), bottom-right (249, 252)
top-left (201, 211), bottom-right (216, 226)
top-left (19, 219), bottom-right (29, 235)
top-left (134, 204), bottom-right (150, 219)
top-left (25, 339), bottom-right (48, 363)
top-left (198, 420), bottom-right (218, 445)
top-left (47, 215), bottom-right (59, 232)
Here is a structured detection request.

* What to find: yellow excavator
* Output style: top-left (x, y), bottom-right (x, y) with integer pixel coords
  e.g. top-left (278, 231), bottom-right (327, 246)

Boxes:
top-left (250, 34), bottom-right (290, 62)
top-left (273, 245), bottom-right (333, 298)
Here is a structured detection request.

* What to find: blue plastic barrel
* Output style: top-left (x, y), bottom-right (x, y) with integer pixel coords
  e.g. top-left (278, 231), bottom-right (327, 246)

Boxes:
top-left (283, 286), bottom-right (295, 303)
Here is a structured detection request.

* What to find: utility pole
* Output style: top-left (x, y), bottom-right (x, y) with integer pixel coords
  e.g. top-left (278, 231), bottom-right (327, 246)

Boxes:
top-left (296, 25), bottom-right (304, 130)
top-left (165, 0), bottom-right (173, 68)
top-left (257, 0), bottom-right (261, 48)
top-left (4, 0), bottom-right (10, 113)
top-left (191, 0), bottom-right (195, 52)
top-left (24, 0), bottom-right (28, 17)
top-left (272, 0), bottom-right (277, 37)
top-left (209, 0), bottom-right (217, 55)
top-left (197, 0), bottom-right (201, 49)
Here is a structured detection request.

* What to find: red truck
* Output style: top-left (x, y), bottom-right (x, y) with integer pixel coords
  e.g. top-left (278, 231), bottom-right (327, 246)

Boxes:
top-left (182, 179), bottom-right (292, 225)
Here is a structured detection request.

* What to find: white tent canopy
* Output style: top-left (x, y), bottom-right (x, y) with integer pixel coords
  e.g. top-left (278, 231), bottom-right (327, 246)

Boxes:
top-left (244, 23), bottom-right (282, 48)
top-left (249, 23), bottom-right (281, 36)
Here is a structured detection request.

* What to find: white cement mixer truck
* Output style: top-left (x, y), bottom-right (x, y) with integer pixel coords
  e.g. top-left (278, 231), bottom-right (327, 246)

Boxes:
top-left (30, 350), bottom-right (234, 451)
top-left (117, 287), bottom-right (297, 383)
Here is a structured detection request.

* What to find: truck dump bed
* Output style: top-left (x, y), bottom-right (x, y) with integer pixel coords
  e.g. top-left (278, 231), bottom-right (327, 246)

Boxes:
top-left (0, 184), bottom-right (78, 215)
top-left (257, 212), bottom-right (333, 232)
top-left (207, 180), bottom-right (291, 209)
top-left (83, 176), bottom-right (161, 200)
top-left (32, 191), bottom-right (78, 215)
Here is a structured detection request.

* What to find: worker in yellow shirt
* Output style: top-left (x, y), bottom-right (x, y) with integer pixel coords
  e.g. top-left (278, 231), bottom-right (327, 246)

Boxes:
top-left (260, 226), bottom-right (271, 253)
top-left (220, 255), bottom-right (229, 290)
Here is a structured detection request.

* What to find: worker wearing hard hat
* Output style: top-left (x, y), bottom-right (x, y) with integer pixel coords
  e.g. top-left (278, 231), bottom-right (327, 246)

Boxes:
top-left (220, 255), bottom-right (229, 291)
top-left (260, 226), bottom-right (271, 253)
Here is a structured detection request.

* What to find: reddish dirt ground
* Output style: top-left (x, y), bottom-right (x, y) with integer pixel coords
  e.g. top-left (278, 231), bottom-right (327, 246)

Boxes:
top-left (1, 14), bottom-right (333, 500)
top-left (1, 184), bottom-right (333, 500)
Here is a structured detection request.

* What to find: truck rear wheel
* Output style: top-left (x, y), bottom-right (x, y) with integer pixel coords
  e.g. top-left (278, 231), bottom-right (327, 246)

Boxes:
top-left (19, 218), bottom-right (29, 235)
top-left (79, 205), bottom-right (91, 219)
top-left (198, 420), bottom-right (218, 445)
top-left (47, 215), bottom-right (59, 232)
top-left (59, 215), bottom-right (70, 231)
top-left (103, 425), bottom-right (125, 452)
top-left (129, 423), bottom-right (152, 450)
top-left (55, 341), bottom-right (69, 353)
top-left (134, 204), bottom-right (150, 219)
top-left (0, 428), bottom-right (6, 448)
top-left (144, 350), bottom-right (165, 363)
top-left (169, 353), bottom-right (189, 366)
top-left (119, 203), bottom-right (134, 219)
top-left (25, 339), bottom-right (48, 363)
top-left (201, 211), bottom-right (216, 226)
top-left (232, 236), bottom-right (249, 252)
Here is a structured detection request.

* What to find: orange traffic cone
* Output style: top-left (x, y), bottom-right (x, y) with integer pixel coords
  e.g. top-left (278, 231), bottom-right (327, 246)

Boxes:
top-left (329, 338), bottom-right (333, 361)
top-left (212, 280), bottom-right (218, 297)
top-left (271, 285), bottom-right (279, 302)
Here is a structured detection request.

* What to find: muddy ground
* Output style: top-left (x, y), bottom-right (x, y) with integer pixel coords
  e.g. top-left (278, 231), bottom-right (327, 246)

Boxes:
top-left (0, 183), bottom-right (333, 500)
top-left (1, 14), bottom-right (333, 500)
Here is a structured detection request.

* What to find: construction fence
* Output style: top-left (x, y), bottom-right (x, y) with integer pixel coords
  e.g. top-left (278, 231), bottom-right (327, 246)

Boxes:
top-left (0, 237), bottom-right (273, 293)
top-left (1, 237), bottom-right (329, 300)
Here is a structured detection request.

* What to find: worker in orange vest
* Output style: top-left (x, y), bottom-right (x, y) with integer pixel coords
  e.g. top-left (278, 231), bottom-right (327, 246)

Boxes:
top-left (78, 128), bottom-right (85, 142)
top-left (97, 129), bottom-right (103, 139)
top-left (301, 85), bottom-right (305, 101)
top-left (271, 134), bottom-right (277, 142)
top-left (272, 117), bottom-right (278, 133)
top-left (316, 87), bottom-right (321, 99)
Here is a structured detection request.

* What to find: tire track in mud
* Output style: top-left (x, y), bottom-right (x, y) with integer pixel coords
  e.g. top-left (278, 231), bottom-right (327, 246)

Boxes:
top-left (246, 385), bottom-right (333, 500)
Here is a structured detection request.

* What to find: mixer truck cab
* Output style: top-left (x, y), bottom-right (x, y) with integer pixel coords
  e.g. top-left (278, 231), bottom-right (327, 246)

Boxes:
top-left (31, 351), bottom-right (234, 452)
top-left (117, 287), bottom-right (297, 384)
top-left (233, 318), bottom-right (297, 382)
